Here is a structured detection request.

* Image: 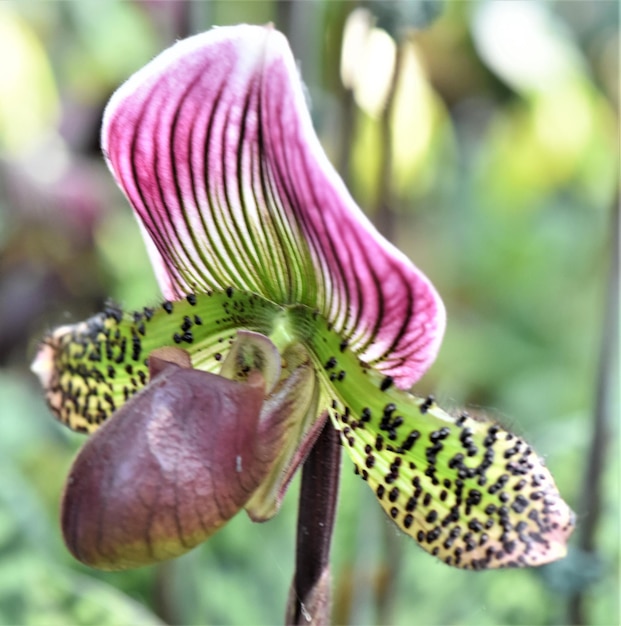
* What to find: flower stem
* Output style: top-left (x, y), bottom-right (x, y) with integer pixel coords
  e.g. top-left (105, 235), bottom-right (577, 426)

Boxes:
top-left (567, 194), bottom-right (618, 624)
top-left (286, 418), bottom-right (341, 625)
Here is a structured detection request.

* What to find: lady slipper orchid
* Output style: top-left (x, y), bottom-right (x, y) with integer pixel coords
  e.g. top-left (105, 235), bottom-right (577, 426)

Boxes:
top-left (32, 24), bottom-right (574, 574)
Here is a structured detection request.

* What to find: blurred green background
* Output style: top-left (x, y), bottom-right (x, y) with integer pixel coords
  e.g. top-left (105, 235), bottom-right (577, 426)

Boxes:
top-left (0, 1), bottom-right (618, 625)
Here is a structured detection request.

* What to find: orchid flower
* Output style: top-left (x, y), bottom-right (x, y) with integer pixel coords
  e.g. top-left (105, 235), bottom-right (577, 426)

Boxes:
top-left (32, 25), bottom-right (573, 576)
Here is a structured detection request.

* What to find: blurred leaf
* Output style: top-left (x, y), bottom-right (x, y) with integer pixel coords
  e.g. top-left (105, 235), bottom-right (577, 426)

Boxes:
top-left (95, 208), bottom-right (159, 308)
top-left (64, 2), bottom-right (158, 96)
top-left (0, 463), bottom-right (162, 626)
top-left (0, 5), bottom-right (59, 154)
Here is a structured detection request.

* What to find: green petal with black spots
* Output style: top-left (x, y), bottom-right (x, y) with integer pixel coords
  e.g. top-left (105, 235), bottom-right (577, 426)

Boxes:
top-left (33, 293), bottom-right (574, 571)
top-left (32, 289), bottom-right (282, 433)
top-left (287, 306), bottom-right (575, 570)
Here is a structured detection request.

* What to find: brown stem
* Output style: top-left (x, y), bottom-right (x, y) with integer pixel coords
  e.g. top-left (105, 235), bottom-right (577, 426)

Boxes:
top-left (567, 195), bottom-right (619, 624)
top-left (286, 419), bottom-right (342, 625)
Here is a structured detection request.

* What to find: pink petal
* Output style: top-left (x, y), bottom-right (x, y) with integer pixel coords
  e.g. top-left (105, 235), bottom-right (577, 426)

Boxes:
top-left (102, 25), bottom-right (445, 388)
